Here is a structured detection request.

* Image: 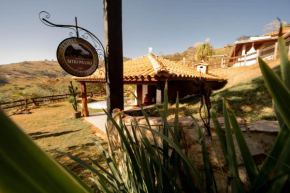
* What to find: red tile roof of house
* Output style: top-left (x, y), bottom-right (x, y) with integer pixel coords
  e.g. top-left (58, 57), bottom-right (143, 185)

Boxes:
top-left (263, 27), bottom-right (290, 37)
top-left (74, 54), bottom-right (225, 82)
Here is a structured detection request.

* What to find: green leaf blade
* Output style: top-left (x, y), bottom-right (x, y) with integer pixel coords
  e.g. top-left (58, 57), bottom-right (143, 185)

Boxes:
top-left (0, 110), bottom-right (91, 193)
top-left (258, 58), bottom-right (290, 130)
top-left (227, 106), bottom-right (258, 185)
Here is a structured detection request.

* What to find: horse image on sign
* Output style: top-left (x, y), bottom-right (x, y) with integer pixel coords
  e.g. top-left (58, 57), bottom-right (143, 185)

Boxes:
top-left (57, 38), bottom-right (99, 77)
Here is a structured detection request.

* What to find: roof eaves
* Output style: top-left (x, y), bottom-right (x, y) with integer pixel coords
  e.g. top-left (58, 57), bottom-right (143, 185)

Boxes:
top-left (234, 36), bottom-right (278, 44)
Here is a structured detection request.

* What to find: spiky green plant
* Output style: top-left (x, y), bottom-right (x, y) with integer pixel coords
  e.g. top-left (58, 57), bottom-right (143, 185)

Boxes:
top-left (210, 23), bottom-right (290, 192)
top-left (1, 22), bottom-right (290, 193)
top-left (68, 81), bottom-right (79, 112)
top-left (62, 82), bottom-right (205, 193)
top-left (0, 109), bottom-right (92, 193)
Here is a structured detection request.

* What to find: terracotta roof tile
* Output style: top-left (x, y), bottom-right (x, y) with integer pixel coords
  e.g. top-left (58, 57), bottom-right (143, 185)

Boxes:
top-left (74, 54), bottom-right (225, 82)
top-left (263, 27), bottom-right (290, 37)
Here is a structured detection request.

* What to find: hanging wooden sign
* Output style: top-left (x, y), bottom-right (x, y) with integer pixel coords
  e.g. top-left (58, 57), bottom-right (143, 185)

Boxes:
top-left (56, 37), bottom-right (99, 77)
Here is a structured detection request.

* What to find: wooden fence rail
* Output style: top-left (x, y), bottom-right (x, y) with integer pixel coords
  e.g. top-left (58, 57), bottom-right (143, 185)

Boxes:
top-left (0, 91), bottom-right (105, 110)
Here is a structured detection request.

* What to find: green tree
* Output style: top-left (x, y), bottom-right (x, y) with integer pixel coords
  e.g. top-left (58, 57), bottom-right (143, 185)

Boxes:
top-left (194, 39), bottom-right (214, 62)
top-left (236, 35), bottom-right (251, 41)
top-left (264, 20), bottom-right (287, 32)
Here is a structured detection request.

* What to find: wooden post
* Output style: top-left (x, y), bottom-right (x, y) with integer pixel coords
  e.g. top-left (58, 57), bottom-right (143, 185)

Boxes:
top-left (104, 0), bottom-right (124, 114)
top-left (274, 42), bottom-right (278, 59)
top-left (25, 99), bottom-right (28, 109)
top-left (81, 81), bottom-right (89, 117)
top-left (288, 44), bottom-right (290, 56)
top-left (244, 54), bottom-right (247, 66)
top-left (137, 85), bottom-right (143, 104)
top-left (256, 49), bottom-right (260, 63)
top-left (221, 57), bottom-right (224, 68)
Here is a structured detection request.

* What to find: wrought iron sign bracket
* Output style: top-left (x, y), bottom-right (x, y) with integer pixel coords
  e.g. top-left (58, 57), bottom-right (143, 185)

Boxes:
top-left (39, 11), bottom-right (107, 77)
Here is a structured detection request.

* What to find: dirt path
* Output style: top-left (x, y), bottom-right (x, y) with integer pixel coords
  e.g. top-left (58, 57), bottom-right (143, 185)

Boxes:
top-left (10, 102), bottom-right (107, 191)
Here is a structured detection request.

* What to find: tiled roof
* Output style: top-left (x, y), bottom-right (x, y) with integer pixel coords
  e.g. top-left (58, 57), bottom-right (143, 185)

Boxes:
top-left (74, 54), bottom-right (225, 82)
top-left (263, 27), bottom-right (290, 37)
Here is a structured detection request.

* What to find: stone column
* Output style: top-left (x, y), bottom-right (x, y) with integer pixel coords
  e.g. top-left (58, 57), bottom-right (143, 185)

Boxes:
top-left (134, 85), bottom-right (138, 105)
top-left (156, 89), bottom-right (162, 104)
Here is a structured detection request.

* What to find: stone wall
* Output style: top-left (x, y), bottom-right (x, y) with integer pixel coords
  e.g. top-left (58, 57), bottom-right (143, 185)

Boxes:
top-left (107, 115), bottom-right (279, 191)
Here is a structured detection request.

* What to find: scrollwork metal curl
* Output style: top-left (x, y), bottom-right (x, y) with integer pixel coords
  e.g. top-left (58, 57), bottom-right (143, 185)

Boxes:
top-left (39, 11), bottom-right (106, 57)
top-left (39, 11), bottom-right (53, 27)
top-left (39, 11), bottom-right (107, 80)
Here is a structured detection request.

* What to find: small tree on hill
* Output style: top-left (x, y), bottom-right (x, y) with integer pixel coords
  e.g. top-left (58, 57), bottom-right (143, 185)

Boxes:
top-left (264, 20), bottom-right (287, 33)
top-left (236, 35), bottom-right (251, 41)
top-left (194, 38), bottom-right (214, 62)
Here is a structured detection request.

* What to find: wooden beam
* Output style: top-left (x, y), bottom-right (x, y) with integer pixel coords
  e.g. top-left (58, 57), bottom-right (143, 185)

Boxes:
top-left (104, 0), bottom-right (124, 114)
top-left (137, 85), bottom-right (143, 105)
top-left (80, 82), bottom-right (89, 117)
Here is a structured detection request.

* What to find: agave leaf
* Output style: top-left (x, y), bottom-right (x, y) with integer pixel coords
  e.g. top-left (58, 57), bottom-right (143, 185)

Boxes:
top-left (131, 91), bottom-right (162, 160)
top-left (278, 36), bottom-right (290, 89)
top-left (60, 164), bottom-right (93, 193)
top-left (139, 125), bottom-right (204, 191)
top-left (223, 100), bottom-right (245, 193)
top-left (274, 34), bottom-right (290, 129)
top-left (210, 109), bottom-right (229, 165)
top-left (94, 178), bottom-right (111, 193)
top-left (174, 93), bottom-right (180, 141)
top-left (258, 58), bottom-right (290, 130)
top-left (0, 110), bottom-right (91, 193)
top-left (163, 81), bottom-right (169, 178)
top-left (227, 105), bottom-right (258, 185)
top-left (164, 81), bottom-right (169, 117)
top-left (55, 150), bottom-right (120, 190)
top-left (123, 122), bottom-right (141, 164)
top-left (149, 154), bottom-right (182, 192)
top-left (140, 148), bottom-right (155, 193)
top-left (267, 136), bottom-right (290, 192)
top-left (104, 110), bottom-right (144, 187)
top-left (181, 160), bottom-right (199, 193)
top-left (250, 123), bottom-right (290, 192)
top-left (89, 158), bottom-right (114, 181)
top-left (105, 124), bottom-right (117, 165)
top-left (190, 115), bottom-right (215, 193)
top-left (90, 137), bottom-right (124, 187)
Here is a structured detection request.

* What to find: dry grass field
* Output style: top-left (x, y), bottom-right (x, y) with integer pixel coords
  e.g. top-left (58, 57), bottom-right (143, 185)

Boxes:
top-left (210, 58), bottom-right (280, 90)
top-left (10, 101), bottom-right (107, 191)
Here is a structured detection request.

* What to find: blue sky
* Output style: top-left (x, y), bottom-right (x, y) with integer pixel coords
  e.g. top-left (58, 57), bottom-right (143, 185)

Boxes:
top-left (0, 0), bottom-right (289, 64)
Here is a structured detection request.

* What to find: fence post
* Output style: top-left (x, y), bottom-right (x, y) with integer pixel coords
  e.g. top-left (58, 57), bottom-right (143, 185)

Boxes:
top-left (25, 99), bottom-right (28, 109)
top-left (288, 44), bottom-right (290, 56)
top-left (256, 49), bottom-right (260, 63)
top-left (274, 42), bottom-right (278, 59)
top-left (244, 54), bottom-right (247, 66)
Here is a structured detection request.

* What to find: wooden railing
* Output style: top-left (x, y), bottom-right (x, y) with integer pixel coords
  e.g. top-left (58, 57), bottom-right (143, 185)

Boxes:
top-left (210, 41), bottom-right (290, 68)
top-left (0, 91), bottom-right (105, 110)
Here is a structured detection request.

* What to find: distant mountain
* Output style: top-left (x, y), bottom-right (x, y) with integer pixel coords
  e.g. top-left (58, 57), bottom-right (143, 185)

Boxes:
top-left (0, 61), bottom-right (70, 87)
top-left (0, 61), bottom-right (73, 102)
top-left (0, 58), bottom-right (128, 102)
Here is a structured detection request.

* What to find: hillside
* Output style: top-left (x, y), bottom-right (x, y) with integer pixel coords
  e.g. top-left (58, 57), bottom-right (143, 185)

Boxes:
top-left (210, 58), bottom-right (281, 90)
top-left (0, 61), bottom-right (70, 86)
top-left (173, 59), bottom-right (282, 123)
top-left (0, 61), bottom-right (73, 102)
top-left (162, 44), bottom-right (233, 64)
